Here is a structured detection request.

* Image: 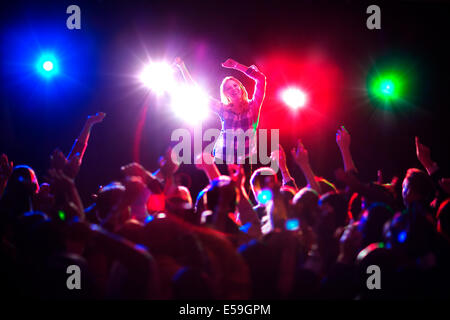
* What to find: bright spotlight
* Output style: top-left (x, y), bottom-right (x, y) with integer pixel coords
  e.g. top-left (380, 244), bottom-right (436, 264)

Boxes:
top-left (43, 61), bottom-right (54, 71)
top-left (36, 54), bottom-right (59, 78)
top-left (139, 62), bottom-right (176, 95)
top-left (368, 71), bottom-right (406, 105)
top-left (170, 84), bottom-right (209, 124)
top-left (381, 80), bottom-right (394, 95)
top-left (281, 87), bottom-right (307, 109)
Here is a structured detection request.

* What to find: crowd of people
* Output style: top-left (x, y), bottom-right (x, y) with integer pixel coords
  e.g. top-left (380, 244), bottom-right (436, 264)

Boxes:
top-left (1, 111), bottom-right (450, 300)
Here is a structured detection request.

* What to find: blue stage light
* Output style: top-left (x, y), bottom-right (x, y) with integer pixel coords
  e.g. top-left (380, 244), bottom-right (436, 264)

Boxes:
top-left (36, 54), bottom-right (59, 78)
top-left (43, 61), bottom-right (54, 71)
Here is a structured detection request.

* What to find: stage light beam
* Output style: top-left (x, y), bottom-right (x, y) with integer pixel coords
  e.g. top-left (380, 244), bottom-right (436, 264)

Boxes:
top-left (281, 87), bottom-right (307, 109)
top-left (170, 84), bottom-right (209, 124)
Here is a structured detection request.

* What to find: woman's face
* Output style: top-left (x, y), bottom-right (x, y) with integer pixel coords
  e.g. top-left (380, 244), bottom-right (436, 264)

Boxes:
top-left (224, 79), bottom-right (242, 103)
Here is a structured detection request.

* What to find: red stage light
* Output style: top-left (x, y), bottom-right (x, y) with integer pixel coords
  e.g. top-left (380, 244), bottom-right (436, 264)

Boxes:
top-left (281, 87), bottom-right (307, 109)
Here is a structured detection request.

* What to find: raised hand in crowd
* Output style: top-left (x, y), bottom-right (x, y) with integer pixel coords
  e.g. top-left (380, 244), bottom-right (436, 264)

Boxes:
top-left (87, 111), bottom-right (107, 125)
top-left (336, 125), bottom-right (357, 173)
top-left (158, 147), bottom-right (180, 196)
top-left (291, 139), bottom-right (321, 194)
top-left (414, 136), bottom-right (449, 208)
top-left (67, 112), bottom-right (106, 168)
top-left (50, 148), bottom-right (81, 179)
top-left (195, 152), bottom-right (220, 182)
top-left (271, 144), bottom-right (297, 190)
top-left (121, 162), bottom-right (163, 194)
top-left (415, 136), bottom-right (438, 174)
top-left (47, 166), bottom-right (84, 221)
top-left (228, 163), bottom-right (262, 239)
top-left (153, 147), bottom-right (179, 182)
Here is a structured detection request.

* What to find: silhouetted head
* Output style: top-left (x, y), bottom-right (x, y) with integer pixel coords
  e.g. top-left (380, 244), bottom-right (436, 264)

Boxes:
top-left (8, 165), bottom-right (39, 194)
top-left (319, 191), bottom-right (349, 230)
top-left (359, 202), bottom-right (394, 247)
top-left (95, 182), bottom-right (126, 221)
top-left (165, 186), bottom-right (193, 214)
top-left (292, 187), bottom-right (320, 227)
top-left (0, 165), bottom-right (39, 220)
top-left (402, 168), bottom-right (435, 207)
top-left (384, 203), bottom-right (437, 258)
top-left (204, 176), bottom-right (237, 213)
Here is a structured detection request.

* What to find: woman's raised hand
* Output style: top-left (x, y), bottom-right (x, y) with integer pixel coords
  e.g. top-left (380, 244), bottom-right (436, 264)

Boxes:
top-left (222, 58), bottom-right (238, 69)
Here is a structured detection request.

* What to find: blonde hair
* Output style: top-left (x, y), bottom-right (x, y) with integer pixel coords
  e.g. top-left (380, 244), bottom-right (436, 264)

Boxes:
top-left (220, 76), bottom-right (249, 107)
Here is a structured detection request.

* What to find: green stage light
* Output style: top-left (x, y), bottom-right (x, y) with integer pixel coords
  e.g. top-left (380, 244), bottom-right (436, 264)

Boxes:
top-left (380, 80), bottom-right (394, 95)
top-left (370, 73), bottom-right (404, 102)
top-left (367, 56), bottom-right (419, 110)
top-left (368, 71), bottom-right (408, 106)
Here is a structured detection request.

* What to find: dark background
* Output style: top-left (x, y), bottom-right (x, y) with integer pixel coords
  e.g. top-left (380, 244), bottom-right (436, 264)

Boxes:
top-left (1, 0), bottom-right (449, 204)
